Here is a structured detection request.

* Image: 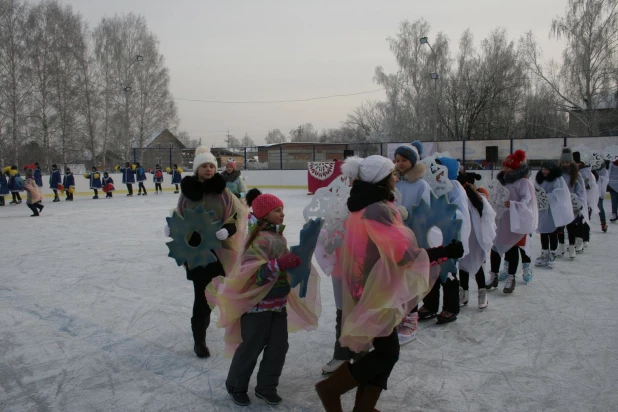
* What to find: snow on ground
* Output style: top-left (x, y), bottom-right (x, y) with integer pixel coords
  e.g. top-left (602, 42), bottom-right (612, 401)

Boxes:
top-left (1, 190), bottom-right (617, 412)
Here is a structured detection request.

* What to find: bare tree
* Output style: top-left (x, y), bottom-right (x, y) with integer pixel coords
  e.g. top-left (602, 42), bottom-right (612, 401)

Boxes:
top-left (240, 133), bottom-right (255, 147)
top-left (521, 0), bottom-right (618, 136)
top-left (225, 133), bottom-right (240, 148)
top-left (264, 128), bottom-right (286, 144)
top-left (0, 0), bottom-right (31, 164)
top-left (343, 100), bottom-right (386, 141)
top-left (289, 122), bottom-right (318, 142)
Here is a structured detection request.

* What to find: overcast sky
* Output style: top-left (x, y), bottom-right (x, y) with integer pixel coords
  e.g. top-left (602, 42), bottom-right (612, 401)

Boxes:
top-left (65, 0), bottom-right (568, 146)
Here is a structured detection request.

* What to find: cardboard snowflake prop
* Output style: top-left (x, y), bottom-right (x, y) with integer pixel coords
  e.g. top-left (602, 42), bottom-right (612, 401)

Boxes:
top-left (590, 151), bottom-right (604, 170)
top-left (572, 144), bottom-right (593, 166)
top-left (603, 145), bottom-right (618, 161)
top-left (166, 206), bottom-right (222, 270)
top-left (570, 193), bottom-right (584, 215)
top-left (486, 179), bottom-right (510, 218)
top-left (404, 193), bottom-right (462, 281)
top-left (303, 175), bottom-right (350, 254)
top-left (535, 184), bottom-right (550, 211)
top-left (421, 155), bottom-right (453, 197)
top-left (288, 218), bottom-right (325, 298)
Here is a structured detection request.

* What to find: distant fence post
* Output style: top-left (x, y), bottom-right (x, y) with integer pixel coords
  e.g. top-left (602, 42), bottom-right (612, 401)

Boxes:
top-left (244, 147), bottom-right (247, 170)
top-left (313, 145), bottom-right (316, 161)
top-left (510, 139), bottom-right (513, 154)
top-left (133, 148), bottom-right (137, 164)
top-left (169, 146), bottom-right (173, 168)
top-left (564, 136), bottom-right (568, 147)
top-left (279, 146), bottom-right (283, 170)
top-left (462, 138), bottom-right (466, 164)
top-left (380, 143), bottom-right (383, 156)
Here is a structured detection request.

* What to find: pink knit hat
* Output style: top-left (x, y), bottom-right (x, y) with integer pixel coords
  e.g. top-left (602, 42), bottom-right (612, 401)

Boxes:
top-left (226, 159), bottom-right (236, 169)
top-left (252, 194), bottom-right (284, 219)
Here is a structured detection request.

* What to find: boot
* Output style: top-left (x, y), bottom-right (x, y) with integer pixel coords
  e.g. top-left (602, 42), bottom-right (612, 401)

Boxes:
top-left (503, 274), bottom-right (516, 294)
top-left (522, 263), bottom-right (533, 284)
top-left (486, 272), bottom-right (499, 289)
top-left (575, 238), bottom-right (584, 254)
top-left (315, 361), bottom-right (359, 412)
top-left (568, 245), bottom-right (576, 259)
top-left (602, 223), bottom-right (608, 233)
top-left (478, 288), bottom-right (488, 309)
top-left (191, 319), bottom-right (210, 359)
top-left (535, 250), bottom-right (549, 266)
top-left (498, 261), bottom-right (509, 281)
top-left (556, 243), bottom-right (565, 257)
top-left (459, 287), bottom-right (469, 307)
top-left (0, 198), bottom-right (4, 206)
top-left (547, 251), bottom-right (556, 269)
top-left (354, 385), bottom-right (383, 412)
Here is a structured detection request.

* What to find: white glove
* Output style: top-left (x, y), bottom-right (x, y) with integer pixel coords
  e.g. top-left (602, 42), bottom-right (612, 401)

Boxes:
top-left (164, 224), bottom-right (171, 237)
top-left (216, 228), bottom-right (229, 240)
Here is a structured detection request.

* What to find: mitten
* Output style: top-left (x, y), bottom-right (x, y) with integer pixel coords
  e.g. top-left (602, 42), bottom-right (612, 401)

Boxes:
top-left (276, 253), bottom-right (302, 271)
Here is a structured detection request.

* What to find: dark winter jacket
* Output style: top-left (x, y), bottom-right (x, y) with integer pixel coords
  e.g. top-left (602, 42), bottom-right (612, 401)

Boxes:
top-left (136, 167), bottom-right (147, 182)
top-left (63, 173), bottom-right (75, 188)
top-left (535, 165), bottom-right (563, 185)
top-left (120, 167), bottom-right (136, 184)
top-left (0, 173), bottom-right (8, 196)
top-left (497, 164), bottom-right (530, 185)
top-left (170, 169), bottom-right (182, 184)
top-left (49, 169), bottom-right (62, 189)
top-left (9, 173), bottom-right (24, 192)
top-left (180, 173), bottom-right (238, 281)
top-left (34, 167), bottom-right (43, 187)
top-left (89, 171), bottom-right (102, 189)
top-left (153, 168), bottom-right (164, 183)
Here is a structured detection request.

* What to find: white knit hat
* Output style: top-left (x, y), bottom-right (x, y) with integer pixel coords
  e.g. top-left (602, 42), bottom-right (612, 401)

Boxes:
top-left (341, 155), bottom-right (394, 184)
top-left (192, 146), bottom-right (217, 173)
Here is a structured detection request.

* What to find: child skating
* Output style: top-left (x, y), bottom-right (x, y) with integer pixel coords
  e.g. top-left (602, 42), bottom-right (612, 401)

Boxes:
top-left (102, 172), bottom-right (115, 198)
top-left (24, 168), bottom-right (44, 217)
top-left (153, 164), bottom-right (164, 194)
top-left (62, 168), bottom-right (75, 201)
top-left (118, 162), bottom-right (136, 196)
top-left (315, 155), bottom-right (463, 411)
top-left (84, 167), bottom-right (102, 199)
top-left (486, 150), bottom-right (538, 293)
top-left (49, 164), bottom-right (62, 202)
top-left (8, 166), bottom-right (24, 204)
top-left (168, 164), bottom-right (183, 194)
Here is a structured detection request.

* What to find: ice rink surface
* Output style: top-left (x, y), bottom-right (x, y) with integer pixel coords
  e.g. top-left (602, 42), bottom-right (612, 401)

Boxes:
top-left (1, 190), bottom-right (617, 411)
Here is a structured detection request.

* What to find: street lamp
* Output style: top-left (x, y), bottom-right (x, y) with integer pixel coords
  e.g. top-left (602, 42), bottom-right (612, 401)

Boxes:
top-left (420, 37), bottom-right (439, 143)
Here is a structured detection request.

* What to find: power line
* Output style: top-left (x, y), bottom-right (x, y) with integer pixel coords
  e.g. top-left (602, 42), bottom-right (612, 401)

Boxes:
top-left (172, 89), bottom-right (385, 104)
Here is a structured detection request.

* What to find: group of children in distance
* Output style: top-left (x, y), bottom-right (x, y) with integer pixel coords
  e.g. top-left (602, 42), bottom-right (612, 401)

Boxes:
top-left (1, 159), bottom-right (247, 218)
top-left (163, 143), bottom-right (613, 411)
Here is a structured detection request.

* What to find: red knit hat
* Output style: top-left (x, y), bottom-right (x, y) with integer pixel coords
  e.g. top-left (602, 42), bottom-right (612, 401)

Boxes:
top-left (252, 194), bottom-right (284, 219)
top-left (502, 150), bottom-right (526, 169)
top-left (226, 159), bottom-right (236, 169)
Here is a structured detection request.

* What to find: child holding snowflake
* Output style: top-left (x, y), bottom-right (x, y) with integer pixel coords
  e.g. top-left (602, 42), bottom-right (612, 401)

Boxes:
top-left (206, 192), bottom-right (320, 407)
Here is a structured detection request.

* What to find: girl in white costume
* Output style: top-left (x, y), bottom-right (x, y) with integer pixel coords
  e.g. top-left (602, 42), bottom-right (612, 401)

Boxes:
top-left (486, 150), bottom-right (538, 294)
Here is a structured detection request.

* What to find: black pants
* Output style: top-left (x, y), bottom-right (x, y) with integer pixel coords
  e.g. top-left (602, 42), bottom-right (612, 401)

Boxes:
top-left (93, 189), bottom-right (98, 197)
top-left (126, 184), bottom-right (133, 195)
top-left (64, 190), bottom-right (73, 200)
top-left (175, 184), bottom-right (179, 191)
top-left (460, 267), bottom-right (485, 290)
top-left (11, 192), bottom-right (21, 201)
top-left (557, 217), bottom-right (581, 245)
top-left (155, 183), bottom-right (162, 192)
top-left (226, 310), bottom-right (289, 395)
top-left (348, 328), bottom-right (399, 390)
top-left (52, 189), bottom-right (59, 199)
top-left (138, 182), bottom-right (147, 194)
top-left (520, 248), bottom-right (531, 264)
top-left (333, 309), bottom-right (353, 361)
top-left (422, 273), bottom-right (459, 314)
top-left (491, 247), bottom-right (519, 276)
top-left (540, 232), bottom-right (559, 250)
top-left (27, 202), bottom-right (43, 215)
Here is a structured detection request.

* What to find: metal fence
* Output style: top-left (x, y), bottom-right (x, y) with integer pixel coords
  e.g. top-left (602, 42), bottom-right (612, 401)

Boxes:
top-left (127, 135), bottom-right (618, 171)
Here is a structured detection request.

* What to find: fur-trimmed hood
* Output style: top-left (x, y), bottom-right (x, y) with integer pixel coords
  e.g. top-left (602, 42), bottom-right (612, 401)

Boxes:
top-left (497, 163), bottom-right (530, 185)
top-left (181, 173), bottom-right (226, 201)
top-left (221, 169), bottom-right (241, 183)
top-left (535, 165), bottom-right (563, 184)
top-left (397, 162), bottom-right (426, 184)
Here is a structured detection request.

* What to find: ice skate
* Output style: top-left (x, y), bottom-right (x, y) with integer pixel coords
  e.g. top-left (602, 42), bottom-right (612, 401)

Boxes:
top-left (503, 274), bottom-right (516, 293)
top-left (522, 263), bottom-right (533, 284)
top-left (535, 250), bottom-right (549, 267)
top-left (486, 272), bottom-right (499, 290)
top-left (322, 358), bottom-right (347, 375)
top-left (499, 261), bottom-right (509, 281)
top-left (556, 243), bottom-right (565, 257)
top-left (478, 288), bottom-right (488, 309)
top-left (568, 245), bottom-right (576, 259)
top-left (397, 312), bottom-right (418, 346)
top-left (575, 238), bottom-right (584, 254)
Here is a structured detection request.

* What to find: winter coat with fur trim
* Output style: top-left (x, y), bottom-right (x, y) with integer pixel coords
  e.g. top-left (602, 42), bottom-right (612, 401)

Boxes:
top-left (0, 173), bottom-right (8, 196)
top-left (395, 162), bottom-right (431, 211)
top-left (49, 169), bottom-right (61, 189)
top-left (24, 177), bottom-right (43, 204)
